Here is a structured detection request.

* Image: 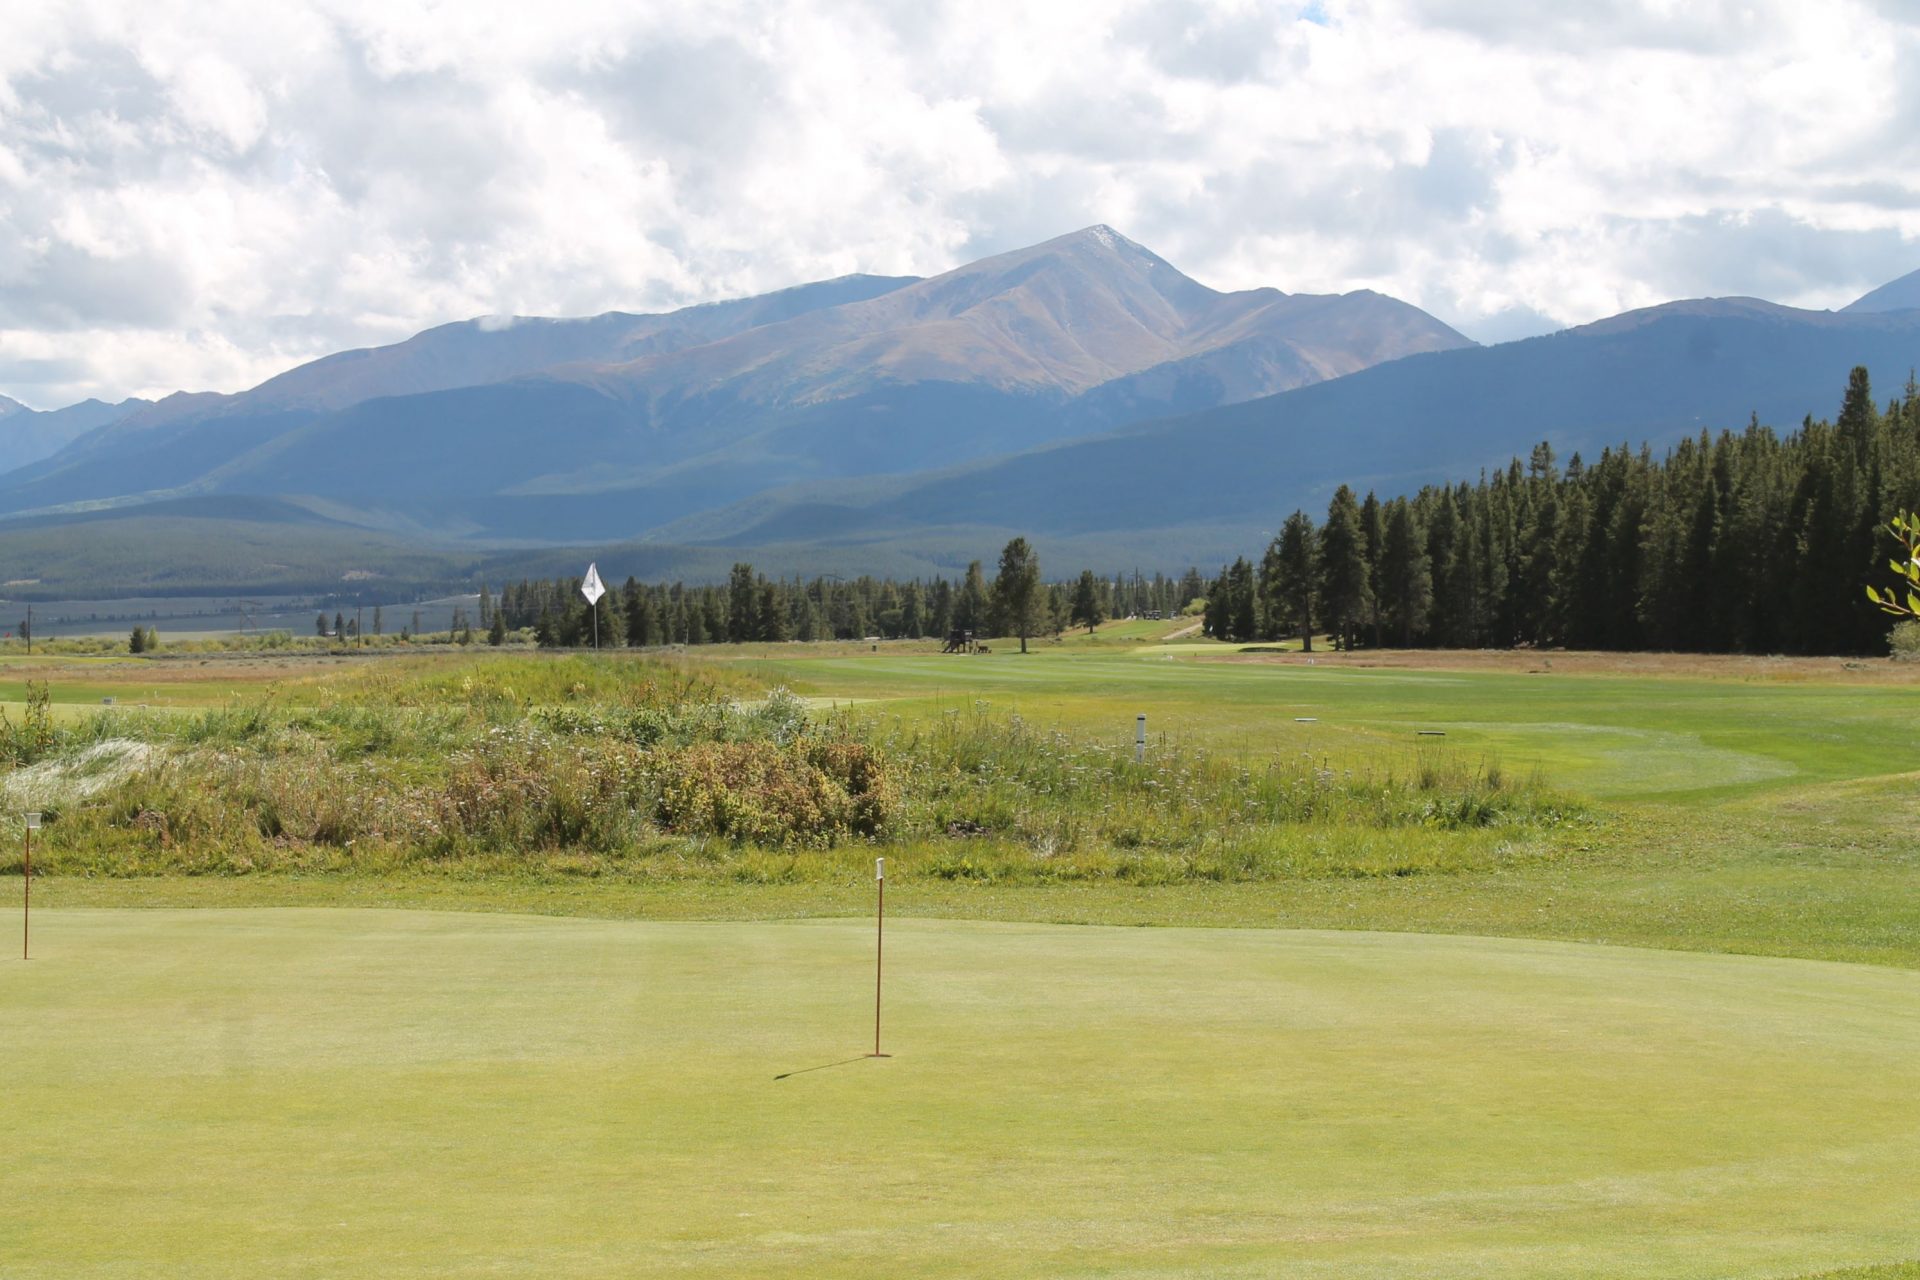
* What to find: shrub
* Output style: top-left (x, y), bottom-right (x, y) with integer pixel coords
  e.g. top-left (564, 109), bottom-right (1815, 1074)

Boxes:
top-left (647, 736), bottom-right (892, 847)
top-left (1891, 620), bottom-right (1920, 662)
top-left (0, 682), bottom-right (59, 765)
top-left (430, 725), bottom-right (647, 854)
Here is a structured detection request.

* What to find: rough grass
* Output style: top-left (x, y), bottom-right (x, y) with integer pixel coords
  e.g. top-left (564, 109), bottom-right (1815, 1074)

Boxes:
top-left (6, 641), bottom-right (1917, 965)
top-left (1, 650), bottom-right (1579, 883)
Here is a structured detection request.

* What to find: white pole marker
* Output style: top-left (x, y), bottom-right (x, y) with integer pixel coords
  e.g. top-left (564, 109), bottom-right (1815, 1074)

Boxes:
top-left (871, 856), bottom-right (888, 1057)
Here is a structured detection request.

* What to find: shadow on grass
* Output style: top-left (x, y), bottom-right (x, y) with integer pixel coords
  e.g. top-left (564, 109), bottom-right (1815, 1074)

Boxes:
top-left (774, 1055), bottom-right (885, 1081)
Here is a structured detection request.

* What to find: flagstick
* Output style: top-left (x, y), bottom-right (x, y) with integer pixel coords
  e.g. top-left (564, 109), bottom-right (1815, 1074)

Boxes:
top-left (22, 812), bottom-right (39, 961)
top-left (869, 857), bottom-right (889, 1058)
top-left (579, 562), bottom-right (605, 651)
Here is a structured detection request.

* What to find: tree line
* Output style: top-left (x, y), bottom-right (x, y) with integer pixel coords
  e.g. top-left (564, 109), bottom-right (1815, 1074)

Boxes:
top-left (1203, 366), bottom-right (1920, 655)
top-left (492, 547), bottom-right (1209, 650)
top-left (478, 367), bottom-right (1917, 658)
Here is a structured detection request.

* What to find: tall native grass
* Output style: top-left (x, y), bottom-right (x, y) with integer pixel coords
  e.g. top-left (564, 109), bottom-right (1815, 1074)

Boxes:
top-left (0, 653), bottom-right (1587, 883)
top-left (852, 703), bottom-right (1584, 883)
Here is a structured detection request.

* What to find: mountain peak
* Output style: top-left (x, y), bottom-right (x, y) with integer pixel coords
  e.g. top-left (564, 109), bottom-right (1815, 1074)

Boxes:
top-left (1842, 267), bottom-right (1920, 314)
top-left (1076, 223), bottom-right (1135, 251)
top-left (1050, 223), bottom-right (1161, 264)
top-left (0, 394), bottom-right (28, 418)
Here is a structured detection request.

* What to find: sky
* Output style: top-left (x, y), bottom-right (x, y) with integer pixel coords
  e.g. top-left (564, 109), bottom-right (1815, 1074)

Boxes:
top-left (3, 0), bottom-right (1919, 408)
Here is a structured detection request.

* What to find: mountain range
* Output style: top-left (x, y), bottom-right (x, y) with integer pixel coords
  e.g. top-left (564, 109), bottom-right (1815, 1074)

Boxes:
top-left (1, 229), bottom-right (1916, 596)
top-left (0, 395), bottom-right (153, 477)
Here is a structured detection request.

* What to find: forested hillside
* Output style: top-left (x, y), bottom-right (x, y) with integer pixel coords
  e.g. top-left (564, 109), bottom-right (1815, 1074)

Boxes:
top-left (1204, 367), bottom-right (1920, 655)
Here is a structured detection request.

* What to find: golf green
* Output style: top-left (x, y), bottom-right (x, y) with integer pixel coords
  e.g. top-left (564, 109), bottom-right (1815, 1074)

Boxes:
top-left (5, 909), bottom-right (1919, 1278)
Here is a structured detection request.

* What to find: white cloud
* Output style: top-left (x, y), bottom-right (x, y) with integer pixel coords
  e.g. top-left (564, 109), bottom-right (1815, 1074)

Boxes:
top-left (1, 0), bottom-right (1917, 406)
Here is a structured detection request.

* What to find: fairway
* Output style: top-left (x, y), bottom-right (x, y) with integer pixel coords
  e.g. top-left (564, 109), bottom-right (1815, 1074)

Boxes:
top-left (745, 647), bottom-right (1920, 800)
top-left (6, 910), bottom-right (1919, 1279)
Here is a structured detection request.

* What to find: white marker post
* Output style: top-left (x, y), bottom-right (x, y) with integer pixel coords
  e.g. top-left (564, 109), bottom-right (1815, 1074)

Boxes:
top-left (21, 811), bottom-right (39, 960)
top-left (1135, 714), bottom-right (1147, 764)
top-left (870, 857), bottom-right (890, 1058)
top-left (580, 563), bottom-right (606, 649)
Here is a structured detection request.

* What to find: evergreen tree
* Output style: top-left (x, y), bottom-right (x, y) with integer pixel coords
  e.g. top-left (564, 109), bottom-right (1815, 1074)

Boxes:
top-left (1256, 535), bottom-right (1286, 641)
top-left (928, 578), bottom-right (953, 637)
top-left (1267, 511), bottom-right (1318, 650)
top-left (1360, 490), bottom-right (1386, 647)
top-left (727, 563), bottom-right (757, 644)
top-left (792, 589), bottom-right (819, 642)
top-left (758, 579), bottom-right (790, 642)
top-left (956, 561), bottom-right (989, 633)
top-left (1177, 567), bottom-right (1207, 611)
top-left (1224, 556), bottom-right (1257, 641)
top-left (1519, 482), bottom-right (1560, 645)
top-left (1380, 498), bottom-right (1432, 646)
top-left (129, 625), bottom-right (146, 654)
top-left (1435, 487), bottom-right (1480, 647)
top-left (1070, 569), bottom-right (1105, 635)
top-left (1203, 571), bottom-right (1228, 641)
top-left (633, 579), bottom-right (664, 644)
top-left (991, 537), bottom-right (1043, 653)
top-left (592, 592), bottom-right (624, 647)
top-left (1318, 486), bottom-right (1373, 650)
top-left (488, 612), bottom-right (507, 646)
top-left (900, 581), bottom-right (925, 639)
top-left (1548, 477), bottom-right (1590, 646)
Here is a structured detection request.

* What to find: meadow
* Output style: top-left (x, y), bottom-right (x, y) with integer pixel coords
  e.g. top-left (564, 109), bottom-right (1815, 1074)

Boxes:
top-left (3, 629), bottom-right (1919, 1278)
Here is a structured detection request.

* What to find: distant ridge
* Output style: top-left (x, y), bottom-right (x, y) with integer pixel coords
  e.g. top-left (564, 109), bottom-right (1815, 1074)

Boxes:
top-left (1843, 267), bottom-right (1920, 314)
top-left (653, 295), bottom-right (1920, 566)
top-left (0, 227), bottom-right (1471, 544)
top-left (0, 396), bottom-right (151, 476)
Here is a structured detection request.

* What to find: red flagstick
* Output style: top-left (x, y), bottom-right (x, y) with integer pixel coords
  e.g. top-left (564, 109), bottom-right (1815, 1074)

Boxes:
top-left (870, 857), bottom-right (889, 1058)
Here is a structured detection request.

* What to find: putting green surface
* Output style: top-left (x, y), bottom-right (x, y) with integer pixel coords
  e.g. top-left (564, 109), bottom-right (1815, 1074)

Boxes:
top-left (5, 911), bottom-right (1920, 1278)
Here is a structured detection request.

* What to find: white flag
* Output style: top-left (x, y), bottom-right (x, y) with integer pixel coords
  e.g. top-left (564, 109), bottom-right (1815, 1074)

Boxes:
top-left (580, 562), bottom-right (606, 605)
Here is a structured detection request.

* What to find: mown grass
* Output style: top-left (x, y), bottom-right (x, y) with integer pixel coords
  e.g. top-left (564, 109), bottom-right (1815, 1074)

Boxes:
top-left (7, 909), bottom-right (1920, 1280)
